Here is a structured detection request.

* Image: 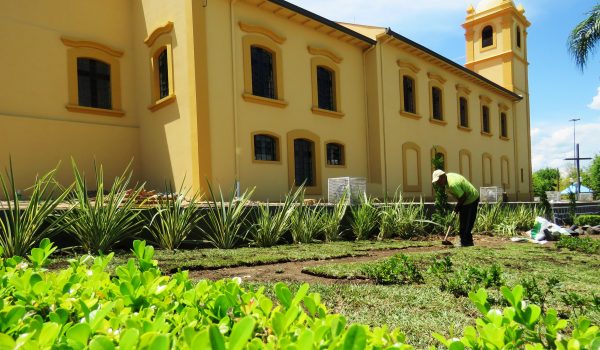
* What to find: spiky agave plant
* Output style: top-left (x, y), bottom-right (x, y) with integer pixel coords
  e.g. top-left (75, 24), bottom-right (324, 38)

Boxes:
top-left (0, 159), bottom-right (71, 257)
top-left (144, 182), bottom-right (203, 250)
top-left (289, 194), bottom-right (327, 244)
top-left (250, 186), bottom-right (304, 247)
top-left (64, 160), bottom-right (145, 253)
top-left (350, 193), bottom-right (379, 240)
top-left (200, 181), bottom-right (255, 249)
top-left (321, 190), bottom-right (348, 242)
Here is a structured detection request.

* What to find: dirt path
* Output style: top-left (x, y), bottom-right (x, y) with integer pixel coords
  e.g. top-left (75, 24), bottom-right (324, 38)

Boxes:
top-left (188, 236), bottom-right (514, 284)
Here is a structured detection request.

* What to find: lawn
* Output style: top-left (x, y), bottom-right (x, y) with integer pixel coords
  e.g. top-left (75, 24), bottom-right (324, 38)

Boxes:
top-left (269, 240), bottom-right (600, 348)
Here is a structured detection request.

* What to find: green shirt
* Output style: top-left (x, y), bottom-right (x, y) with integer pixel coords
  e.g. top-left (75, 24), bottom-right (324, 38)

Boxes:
top-left (446, 173), bottom-right (479, 205)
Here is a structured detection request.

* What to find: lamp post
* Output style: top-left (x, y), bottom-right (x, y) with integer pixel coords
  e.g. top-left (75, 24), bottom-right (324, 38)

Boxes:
top-left (569, 118), bottom-right (580, 194)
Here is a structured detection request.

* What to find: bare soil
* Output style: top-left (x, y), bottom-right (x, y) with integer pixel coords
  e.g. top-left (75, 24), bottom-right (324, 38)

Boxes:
top-left (188, 236), bottom-right (521, 284)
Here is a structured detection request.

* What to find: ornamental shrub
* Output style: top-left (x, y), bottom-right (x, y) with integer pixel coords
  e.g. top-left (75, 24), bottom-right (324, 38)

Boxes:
top-left (575, 214), bottom-right (600, 227)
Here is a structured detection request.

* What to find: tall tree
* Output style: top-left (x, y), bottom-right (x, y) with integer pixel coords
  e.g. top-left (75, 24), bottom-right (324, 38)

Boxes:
top-left (586, 154), bottom-right (600, 198)
top-left (532, 168), bottom-right (560, 197)
top-left (568, 3), bottom-right (600, 70)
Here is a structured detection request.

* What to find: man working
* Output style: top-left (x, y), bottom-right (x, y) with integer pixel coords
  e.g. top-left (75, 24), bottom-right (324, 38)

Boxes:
top-left (432, 170), bottom-right (479, 247)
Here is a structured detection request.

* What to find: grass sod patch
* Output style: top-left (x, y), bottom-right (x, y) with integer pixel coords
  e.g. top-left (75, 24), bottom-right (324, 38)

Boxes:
top-left (298, 243), bottom-right (600, 347)
top-left (49, 239), bottom-right (434, 273)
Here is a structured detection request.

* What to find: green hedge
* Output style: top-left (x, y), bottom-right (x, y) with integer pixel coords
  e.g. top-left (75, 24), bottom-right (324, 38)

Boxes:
top-left (0, 240), bottom-right (598, 349)
top-left (575, 214), bottom-right (600, 227)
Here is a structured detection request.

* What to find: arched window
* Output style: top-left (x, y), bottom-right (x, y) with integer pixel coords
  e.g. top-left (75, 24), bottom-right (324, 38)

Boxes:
top-left (500, 112), bottom-right (508, 138)
top-left (459, 97), bottom-right (469, 128)
top-left (482, 105), bottom-right (490, 134)
top-left (516, 26), bottom-right (522, 48)
top-left (294, 139), bottom-right (315, 186)
top-left (251, 46), bottom-right (276, 99)
top-left (317, 66), bottom-right (335, 111)
top-left (77, 58), bottom-right (112, 109)
top-left (157, 49), bottom-right (169, 99)
top-left (431, 87), bottom-right (443, 120)
top-left (253, 134), bottom-right (278, 161)
top-left (402, 75), bottom-right (416, 114)
top-left (326, 143), bottom-right (345, 166)
top-left (482, 25), bottom-right (494, 48)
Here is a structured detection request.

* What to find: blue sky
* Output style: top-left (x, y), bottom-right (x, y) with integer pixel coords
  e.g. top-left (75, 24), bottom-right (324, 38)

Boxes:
top-left (292, 0), bottom-right (600, 172)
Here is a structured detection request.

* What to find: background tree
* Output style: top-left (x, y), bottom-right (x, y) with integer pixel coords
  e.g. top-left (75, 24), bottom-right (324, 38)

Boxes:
top-left (532, 168), bottom-right (560, 197)
top-left (568, 3), bottom-right (600, 70)
top-left (585, 154), bottom-right (600, 199)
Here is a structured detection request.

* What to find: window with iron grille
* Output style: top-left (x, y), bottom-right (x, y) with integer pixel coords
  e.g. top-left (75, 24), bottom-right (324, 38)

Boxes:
top-left (482, 106), bottom-right (490, 133)
top-left (432, 87), bottom-right (443, 120)
top-left (482, 26), bottom-right (494, 48)
top-left (403, 76), bottom-right (416, 113)
top-left (326, 143), bottom-right (344, 166)
top-left (157, 49), bottom-right (169, 99)
top-left (459, 97), bottom-right (469, 127)
top-left (77, 58), bottom-right (111, 109)
top-left (294, 139), bottom-right (315, 186)
top-left (317, 66), bottom-right (335, 111)
top-left (500, 112), bottom-right (508, 138)
top-left (254, 134), bottom-right (277, 161)
top-left (251, 46), bottom-right (275, 99)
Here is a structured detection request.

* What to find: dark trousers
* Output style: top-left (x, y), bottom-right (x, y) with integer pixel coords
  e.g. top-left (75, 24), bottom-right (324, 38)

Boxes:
top-left (458, 198), bottom-right (479, 246)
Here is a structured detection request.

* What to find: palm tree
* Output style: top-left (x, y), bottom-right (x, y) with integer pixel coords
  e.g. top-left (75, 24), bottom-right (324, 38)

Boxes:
top-left (568, 3), bottom-right (600, 71)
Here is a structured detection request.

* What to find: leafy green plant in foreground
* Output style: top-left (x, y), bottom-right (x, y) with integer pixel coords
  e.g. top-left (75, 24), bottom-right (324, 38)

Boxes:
top-left (0, 160), bottom-right (70, 257)
top-left (0, 239), bottom-right (413, 349)
top-left (434, 285), bottom-right (600, 350)
top-left (250, 186), bottom-right (303, 247)
top-left (64, 160), bottom-right (145, 253)
top-left (1, 240), bottom-right (598, 349)
top-left (200, 182), bottom-right (255, 249)
top-left (144, 183), bottom-right (203, 250)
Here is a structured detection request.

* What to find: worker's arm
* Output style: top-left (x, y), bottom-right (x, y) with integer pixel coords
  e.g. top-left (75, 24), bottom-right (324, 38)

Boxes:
top-left (454, 194), bottom-right (468, 212)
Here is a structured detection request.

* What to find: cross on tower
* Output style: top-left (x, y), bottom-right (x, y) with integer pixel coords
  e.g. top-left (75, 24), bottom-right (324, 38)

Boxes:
top-left (564, 144), bottom-right (591, 194)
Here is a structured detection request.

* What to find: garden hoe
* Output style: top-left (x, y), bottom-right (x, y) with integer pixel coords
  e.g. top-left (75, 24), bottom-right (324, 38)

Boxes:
top-left (441, 212), bottom-right (456, 246)
top-left (442, 225), bottom-right (454, 246)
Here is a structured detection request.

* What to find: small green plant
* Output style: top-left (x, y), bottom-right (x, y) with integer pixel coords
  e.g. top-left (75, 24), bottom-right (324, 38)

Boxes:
top-left (27, 238), bottom-right (56, 269)
top-left (200, 182), bottom-right (255, 249)
top-left (494, 220), bottom-right (519, 236)
top-left (321, 191), bottom-right (348, 242)
top-left (350, 193), bottom-right (379, 240)
top-left (521, 276), bottom-right (560, 314)
top-left (64, 160), bottom-right (145, 253)
top-left (562, 291), bottom-right (590, 319)
top-left (427, 255), bottom-right (454, 275)
top-left (250, 186), bottom-right (303, 247)
top-left (434, 263), bottom-right (504, 297)
top-left (0, 160), bottom-right (70, 258)
top-left (557, 236), bottom-right (600, 254)
top-left (575, 214), bottom-right (600, 227)
top-left (361, 254), bottom-right (424, 285)
top-left (144, 183), bottom-right (203, 251)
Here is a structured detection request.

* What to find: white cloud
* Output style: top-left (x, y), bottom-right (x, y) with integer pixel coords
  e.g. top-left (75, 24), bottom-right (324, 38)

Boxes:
top-left (531, 121), bottom-right (600, 171)
top-left (588, 87), bottom-right (600, 110)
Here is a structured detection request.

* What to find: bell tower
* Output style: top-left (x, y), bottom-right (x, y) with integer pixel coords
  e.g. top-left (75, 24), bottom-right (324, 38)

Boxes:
top-left (463, 0), bottom-right (533, 200)
top-left (463, 0), bottom-right (530, 92)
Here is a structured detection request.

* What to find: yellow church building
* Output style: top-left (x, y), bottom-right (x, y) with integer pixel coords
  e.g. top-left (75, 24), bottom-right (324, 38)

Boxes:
top-left (0, 0), bottom-right (532, 201)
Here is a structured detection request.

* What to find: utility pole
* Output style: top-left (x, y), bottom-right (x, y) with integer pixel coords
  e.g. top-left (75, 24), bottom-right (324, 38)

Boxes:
top-left (564, 118), bottom-right (591, 196)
